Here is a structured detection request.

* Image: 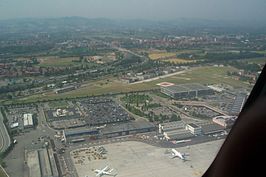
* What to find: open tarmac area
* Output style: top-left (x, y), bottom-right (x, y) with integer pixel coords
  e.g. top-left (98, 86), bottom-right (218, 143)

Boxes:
top-left (71, 140), bottom-right (223, 177)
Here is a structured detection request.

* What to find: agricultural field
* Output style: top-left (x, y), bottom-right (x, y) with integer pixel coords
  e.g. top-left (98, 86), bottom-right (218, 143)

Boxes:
top-left (148, 50), bottom-right (196, 64)
top-left (164, 58), bottom-right (195, 64)
top-left (149, 52), bottom-right (177, 60)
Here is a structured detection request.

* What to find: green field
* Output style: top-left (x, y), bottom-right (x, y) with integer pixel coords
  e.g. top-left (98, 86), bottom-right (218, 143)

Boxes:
top-left (144, 66), bottom-right (250, 88)
top-left (254, 50), bottom-right (266, 55)
top-left (3, 66), bottom-right (252, 105)
top-left (239, 58), bottom-right (266, 64)
top-left (38, 56), bottom-right (80, 67)
top-left (48, 100), bottom-right (69, 108)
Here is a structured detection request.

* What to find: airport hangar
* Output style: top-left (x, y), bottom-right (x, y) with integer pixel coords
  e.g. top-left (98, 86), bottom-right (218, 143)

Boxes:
top-left (161, 83), bottom-right (214, 99)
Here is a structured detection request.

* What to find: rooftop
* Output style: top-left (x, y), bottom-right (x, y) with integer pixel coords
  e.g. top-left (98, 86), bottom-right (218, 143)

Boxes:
top-left (187, 123), bottom-right (200, 128)
top-left (102, 121), bottom-right (155, 135)
top-left (23, 113), bottom-right (33, 127)
top-left (163, 83), bottom-right (211, 93)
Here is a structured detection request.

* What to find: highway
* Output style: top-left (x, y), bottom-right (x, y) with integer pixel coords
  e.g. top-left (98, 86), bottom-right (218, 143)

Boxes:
top-left (0, 109), bottom-right (11, 153)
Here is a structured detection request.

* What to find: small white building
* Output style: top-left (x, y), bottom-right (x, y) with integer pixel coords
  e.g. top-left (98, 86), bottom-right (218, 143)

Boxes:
top-left (10, 122), bottom-right (19, 129)
top-left (23, 113), bottom-right (34, 128)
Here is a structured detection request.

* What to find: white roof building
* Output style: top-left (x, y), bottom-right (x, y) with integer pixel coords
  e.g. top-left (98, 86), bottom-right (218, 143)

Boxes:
top-left (10, 122), bottom-right (19, 129)
top-left (23, 113), bottom-right (34, 127)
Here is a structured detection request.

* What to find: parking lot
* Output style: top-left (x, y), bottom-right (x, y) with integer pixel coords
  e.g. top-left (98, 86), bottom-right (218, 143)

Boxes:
top-left (70, 140), bottom-right (223, 177)
top-left (79, 98), bottom-right (131, 125)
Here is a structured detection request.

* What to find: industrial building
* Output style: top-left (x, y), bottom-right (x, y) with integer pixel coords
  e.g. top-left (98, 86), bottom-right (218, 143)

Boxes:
top-left (23, 113), bottom-right (34, 128)
top-left (197, 122), bottom-right (225, 135)
top-left (212, 116), bottom-right (237, 128)
top-left (161, 83), bottom-right (214, 99)
top-left (159, 120), bottom-right (226, 140)
top-left (163, 129), bottom-right (194, 141)
top-left (185, 123), bottom-right (202, 135)
top-left (230, 94), bottom-right (246, 115)
top-left (159, 121), bottom-right (185, 134)
top-left (159, 121), bottom-right (194, 141)
top-left (25, 148), bottom-right (59, 177)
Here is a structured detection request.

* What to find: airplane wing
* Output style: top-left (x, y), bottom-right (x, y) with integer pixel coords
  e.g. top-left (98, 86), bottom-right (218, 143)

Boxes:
top-left (95, 166), bottom-right (109, 177)
top-left (102, 169), bottom-right (113, 175)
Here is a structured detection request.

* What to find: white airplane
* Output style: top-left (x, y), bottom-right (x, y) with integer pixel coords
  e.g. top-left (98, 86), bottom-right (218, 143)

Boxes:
top-left (94, 166), bottom-right (116, 177)
top-left (170, 149), bottom-right (189, 161)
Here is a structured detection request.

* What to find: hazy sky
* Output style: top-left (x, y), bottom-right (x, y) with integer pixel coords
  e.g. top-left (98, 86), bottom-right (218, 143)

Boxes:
top-left (0, 0), bottom-right (266, 22)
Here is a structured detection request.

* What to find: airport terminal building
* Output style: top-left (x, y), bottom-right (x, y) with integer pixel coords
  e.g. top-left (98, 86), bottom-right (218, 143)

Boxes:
top-left (64, 121), bottom-right (156, 143)
top-left (161, 83), bottom-right (214, 99)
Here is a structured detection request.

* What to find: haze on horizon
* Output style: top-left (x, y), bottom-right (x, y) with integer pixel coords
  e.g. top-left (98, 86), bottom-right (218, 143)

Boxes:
top-left (0, 0), bottom-right (266, 24)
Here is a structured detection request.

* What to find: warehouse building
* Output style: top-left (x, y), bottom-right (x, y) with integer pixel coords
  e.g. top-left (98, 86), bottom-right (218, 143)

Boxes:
top-left (159, 121), bottom-right (194, 141)
top-left (197, 122), bottom-right (225, 135)
top-left (212, 116), bottom-right (237, 128)
top-left (163, 129), bottom-right (194, 141)
top-left (25, 148), bottom-right (59, 177)
top-left (185, 123), bottom-right (202, 135)
top-left (23, 113), bottom-right (34, 129)
top-left (159, 121), bottom-right (185, 134)
top-left (161, 83), bottom-right (214, 99)
top-left (230, 94), bottom-right (246, 115)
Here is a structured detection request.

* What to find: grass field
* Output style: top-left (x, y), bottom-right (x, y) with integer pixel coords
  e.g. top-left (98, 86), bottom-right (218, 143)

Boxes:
top-left (254, 50), bottom-right (266, 55)
top-left (38, 56), bottom-right (80, 67)
top-left (48, 100), bottom-right (69, 108)
top-left (137, 66), bottom-right (250, 90)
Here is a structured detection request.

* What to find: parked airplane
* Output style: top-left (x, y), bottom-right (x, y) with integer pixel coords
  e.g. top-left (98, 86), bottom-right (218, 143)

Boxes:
top-left (94, 166), bottom-right (117, 177)
top-left (170, 149), bottom-right (189, 161)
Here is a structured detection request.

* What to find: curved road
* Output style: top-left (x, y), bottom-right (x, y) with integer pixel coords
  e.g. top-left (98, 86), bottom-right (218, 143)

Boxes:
top-left (0, 110), bottom-right (11, 153)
